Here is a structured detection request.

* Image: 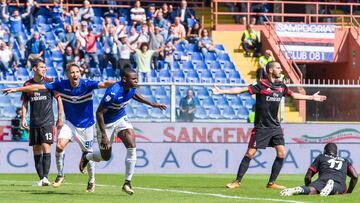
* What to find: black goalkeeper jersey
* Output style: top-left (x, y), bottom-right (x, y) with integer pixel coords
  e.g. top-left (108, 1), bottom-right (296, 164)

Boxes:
top-left (310, 153), bottom-right (351, 186)
top-left (248, 79), bottom-right (292, 129)
top-left (21, 77), bottom-right (58, 128)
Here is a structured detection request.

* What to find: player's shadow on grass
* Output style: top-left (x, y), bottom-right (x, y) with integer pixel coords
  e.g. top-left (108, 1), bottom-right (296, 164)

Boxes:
top-left (20, 190), bottom-right (74, 195)
top-left (169, 185), bottom-right (224, 189)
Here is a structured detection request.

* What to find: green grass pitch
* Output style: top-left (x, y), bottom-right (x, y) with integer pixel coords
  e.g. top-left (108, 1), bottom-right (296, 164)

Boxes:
top-left (0, 174), bottom-right (358, 203)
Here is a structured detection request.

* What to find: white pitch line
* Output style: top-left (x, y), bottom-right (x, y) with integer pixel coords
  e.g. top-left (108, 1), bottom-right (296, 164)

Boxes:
top-left (0, 180), bottom-right (308, 203)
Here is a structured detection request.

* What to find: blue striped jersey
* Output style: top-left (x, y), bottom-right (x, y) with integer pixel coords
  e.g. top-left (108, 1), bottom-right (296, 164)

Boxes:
top-left (100, 82), bottom-right (136, 124)
top-left (45, 79), bottom-right (99, 128)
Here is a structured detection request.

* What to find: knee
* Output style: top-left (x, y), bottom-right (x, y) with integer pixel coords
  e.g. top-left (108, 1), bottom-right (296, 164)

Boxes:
top-left (127, 143), bottom-right (136, 148)
top-left (102, 154), bottom-right (111, 161)
top-left (245, 151), bottom-right (256, 159)
top-left (56, 143), bottom-right (65, 152)
top-left (277, 151), bottom-right (286, 159)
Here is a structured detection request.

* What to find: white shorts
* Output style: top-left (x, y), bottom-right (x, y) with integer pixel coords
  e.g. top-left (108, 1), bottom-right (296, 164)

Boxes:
top-left (58, 120), bottom-right (95, 152)
top-left (99, 116), bottom-right (133, 149)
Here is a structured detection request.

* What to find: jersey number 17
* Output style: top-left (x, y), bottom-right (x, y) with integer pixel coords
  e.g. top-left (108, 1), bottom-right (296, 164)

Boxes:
top-left (328, 159), bottom-right (343, 170)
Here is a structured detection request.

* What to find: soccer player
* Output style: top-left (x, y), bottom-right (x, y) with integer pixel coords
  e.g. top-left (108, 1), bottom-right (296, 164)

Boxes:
top-left (3, 63), bottom-right (115, 192)
top-left (281, 143), bottom-right (358, 196)
top-left (80, 67), bottom-right (167, 195)
top-left (21, 59), bottom-right (64, 186)
top-left (211, 61), bottom-right (327, 189)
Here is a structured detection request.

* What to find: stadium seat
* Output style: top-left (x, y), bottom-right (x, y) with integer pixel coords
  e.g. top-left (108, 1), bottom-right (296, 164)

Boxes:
top-left (173, 61), bottom-right (180, 70)
top-left (230, 96), bottom-right (244, 110)
top-left (237, 106), bottom-right (249, 120)
top-left (51, 50), bottom-right (63, 62)
top-left (194, 86), bottom-right (209, 99)
top-left (158, 96), bottom-right (171, 106)
top-left (199, 69), bottom-right (214, 83)
top-left (187, 43), bottom-right (199, 52)
top-left (143, 95), bottom-right (157, 104)
top-left (217, 53), bottom-right (231, 63)
top-left (175, 43), bottom-right (185, 52)
top-left (186, 69), bottom-right (199, 83)
top-left (88, 68), bottom-right (102, 80)
top-left (239, 92), bottom-right (252, 101)
top-left (173, 51), bottom-right (185, 61)
top-left (229, 70), bottom-right (241, 84)
top-left (159, 69), bottom-right (171, 82)
top-left (245, 97), bottom-right (256, 109)
top-left (148, 69), bottom-right (159, 82)
top-left (213, 69), bottom-right (228, 83)
top-left (173, 70), bottom-right (185, 82)
top-left (150, 108), bottom-right (164, 119)
top-left (190, 52), bottom-right (203, 62)
top-left (204, 52), bottom-right (217, 61)
top-left (15, 68), bottom-right (29, 81)
top-left (195, 61), bottom-right (208, 74)
top-left (187, 18), bottom-right (196, 28)
top-left (208, 106), bottom-right (223, 119)
top-left (208, 61), bottom-right (222, 74)
top-left (215, 44), bottom-right (225, 51)
top-left (1, 106), bottom-right (16, 118)
top-left (0, 96), bottom-right (11, 107)
top-left (194, 106), bottom-right (207, 119)
top-left (223, 106), bottom-right (237, 119)
top-left (181, 61), bottom-right (194, 74)
top-left (135, 105), bottom-right (150, 119)
top-left (125, 105), bottom-right (135, 118)
top-left (223, 61), bottom-right (236, 74)
top-left (215, 96), bottom-right (229, 109)
top-left (153, 86), bottom-right (168, 99)
top-left (164, 108), bottom-right (171, 119)
top-left (139, 86), bottom-right (153, 97)
top-left (201, 97), bottom-right (215, 109)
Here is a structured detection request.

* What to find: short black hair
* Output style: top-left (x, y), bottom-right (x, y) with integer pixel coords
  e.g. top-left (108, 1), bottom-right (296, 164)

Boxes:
top-left (265, 61), bottom-right (278, 74)
top-left (120, 67), bottom-right (136, 78)
top-left (140, 42), bottom-right (149, 50)
top-left (33, 59), bottom-right (45, 68)
top-left (324, 143), bottom-right (337, 156)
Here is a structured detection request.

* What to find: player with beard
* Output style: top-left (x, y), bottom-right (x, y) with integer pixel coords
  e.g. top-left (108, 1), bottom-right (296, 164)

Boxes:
top-left (211, 61), bottom-right (327, 190)
top-left (21, 59), bottom-right (64, 186)
top-left (281, 143), bottom-right (357, 196)
top-left (80, 67), bottom-right (167, 195)
top-left (3, 63), bottom-right (115, 192)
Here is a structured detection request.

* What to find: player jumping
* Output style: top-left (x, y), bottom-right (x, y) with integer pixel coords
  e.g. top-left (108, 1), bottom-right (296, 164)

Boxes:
top-left (3, 63), bottom-right (115, 192)
top-left (80, 67), bottom-right (167, 195)
top-left (281, 143), bottom-right (358, 196)
top-left (211, 61), bottom-right (327, 190)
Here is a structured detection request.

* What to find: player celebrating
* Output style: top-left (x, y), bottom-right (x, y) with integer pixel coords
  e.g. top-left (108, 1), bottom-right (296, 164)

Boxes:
top-left (21, 59), bottom-right (64, 186)
top-left (80, 67), bottom-right (166, 195)
top-left (211, 61), bottom-right (327, 190)
top-left (3, 63), bottom-right (115, 192)
top-left (281, 143), bottom-right (358, 196)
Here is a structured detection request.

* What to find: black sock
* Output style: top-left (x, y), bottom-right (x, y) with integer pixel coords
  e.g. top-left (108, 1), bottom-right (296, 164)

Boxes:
top-left (269, 157), bottom-right (284, 183)
top-left (42, 153), bottom-right (51, 178)
top-left (301, 186), bottom-right (310, 194)
top-left (236, 156), bottom-right (252, 182)
top-left (34, 154), bottom-right (43, 180)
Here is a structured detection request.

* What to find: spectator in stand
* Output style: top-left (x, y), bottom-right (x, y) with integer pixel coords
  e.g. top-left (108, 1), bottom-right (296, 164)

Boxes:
top-left (175, 0), bottom-right (195, 31)
top-left (114, 17), bottom-right (126, 37)
top-left (187, 21), bottom-right (201, 44)
top-left (198, 29), bottom-right (223, 56)
top-left (164, 41), bottom-right (175, 70)
top-left (127, 26), bottom-right (140, 68)
top-left (78, 0), bottom-right (94, 24)
top-left (251, 3), bottom-right (269, 25)
top-left (173, 17), bottom-right (186, 40)
top-left (75, 21), bottom-right (89, 52)
top-left (79, 27), bottom-right (101, 70)
top-left (26, 32), bottom-right (45, 70)
top-left (241, 24), bottom-right (261, 57)
top-left (179, 89), bottom-right (196, 122)
top-left (102, 25), bottom-right (119, 72)
top-left (49, 0), bottom-right (64, 25)
top-left (0, 40), bottom-right (18, 76)
top-left (153, 11), bottom-right (168, 31)
top-left (58, 44), bottom-right (75, 70)
top-left (257, 49), bottom-right (274, 80)
top-left (104, 16), bottom-right (113, 30)
top-left (0, 23), bottom-right (9, 40)
top-left (146, 3), bottom-right (156, 21)
top-left (58, 24), bottom-right (76, 51)
top-left (149, 25), bottom-right (164, 71)
top-left (11, 107), bottom-right (28, 141)
top-left (69, 7), bottom-right (81, 26)
top-left (161, 3), bottom-right (170, 20)
top-left (130, 0), bottom-right (146, 26)
top-left (137, 23), bottom-right (149, 46)
top-left (113, 33), bottom-right (132, 70)
top-left (1, 1), bottom-right (32, 56)
top-left (128, 42), bottom-right (163, 82)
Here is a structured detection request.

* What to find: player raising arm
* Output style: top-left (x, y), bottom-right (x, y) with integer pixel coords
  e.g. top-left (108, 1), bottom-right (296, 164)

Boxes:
top-left (281, 143), bottom-right (358, 196)
top-left (211, 61), bottom-right (326, 190)
top-left (3, 63), bottom-right (115, 193)
top-left (80, 67), bottom-right (166, 195)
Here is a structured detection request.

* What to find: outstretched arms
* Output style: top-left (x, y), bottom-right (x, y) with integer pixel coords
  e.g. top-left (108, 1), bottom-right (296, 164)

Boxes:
top-left (98, 80), bottom-right (116, 89)
top-left (133, 91), bottom-right (167, 110)
top-left (291, 91), bottom-right (327, 102)
top-left (2, 84), bottom-right (47, 94)
top-left (210, 86), bottom-right (248, 95)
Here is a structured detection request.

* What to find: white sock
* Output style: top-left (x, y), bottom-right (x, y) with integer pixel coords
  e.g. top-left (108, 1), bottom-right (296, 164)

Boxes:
top-left (86, 151), bottom-right (103, 162)
top-left (87, 160), bottom-right (95, 183)
top-left (125, 148), bottom-right (137, 181)
top-left (55, 151), bottom-right (65, 176)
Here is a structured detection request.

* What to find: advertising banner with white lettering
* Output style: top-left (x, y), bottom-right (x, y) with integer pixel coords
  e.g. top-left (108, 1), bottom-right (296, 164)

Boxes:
top-left (0, 142), bottom-right (357, 174)
top-left (275, 23), bottom-right (335, 61)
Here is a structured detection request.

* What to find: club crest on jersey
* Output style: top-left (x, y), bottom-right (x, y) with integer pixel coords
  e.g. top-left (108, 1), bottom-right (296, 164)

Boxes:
top-left (34, 92), bottom-right (40, 97)
top-left (105, 95), bottom-right (112, 102)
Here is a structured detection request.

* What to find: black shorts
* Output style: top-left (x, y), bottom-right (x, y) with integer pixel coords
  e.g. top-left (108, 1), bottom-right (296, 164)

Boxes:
top-left (309, 179), bottom-right (346, 194)
top-left (248, 128), bottom-right (284, 149)
top-left (29, 125), bottom-right (54, 146)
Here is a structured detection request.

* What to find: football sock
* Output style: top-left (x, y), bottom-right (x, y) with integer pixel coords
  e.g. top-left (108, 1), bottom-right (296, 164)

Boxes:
top-left (86, 151), bottom-right (103, 162)
top-left (300, 186), bottom-right (310, 194)
top-left (125, 148), bottom-right (137, 181)
top-left (269, 157), bottom-right (284, 183)
top-left (236, 156), bottom-right (252, 182)
top-left (42, 153), bottom-right (51, 178)
top-left (87, 160), bottom-right (95, 183)
top-left (34, 154), bottom-right (43, 180)
top-left (55, 151), bottom-right (65, 176)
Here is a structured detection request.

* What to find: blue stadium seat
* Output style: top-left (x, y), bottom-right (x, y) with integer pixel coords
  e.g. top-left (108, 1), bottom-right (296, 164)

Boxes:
top-left (173, 51), bottom-right (185, 61)
top-left (181, 61), bottom-right (194, 74)
top-left (190, 52), bottom-right (203, 62)
top-left (51, 50), bottom-right (63, 62)
top-left (229, 70), bottom-right (241, 84)
top-left (147, 69), bottom-right (158, 82)
top-left (0, 96), bottom-right (11, 107)
top-left (173, 70), bottom-right (185, 82)
top-left (186, 69), bottom-right (199, 83)
top-left (150, 108), bottom-right (164, 119)
top-left (104, 68), bottom-right (115, 80)
top-left (223, 61), bottom-right (236, 74)
top-left (223, 106), bottom-right (237, 119)
top-left (194, 106), bottom-right (207, 119)
top-left (245, 97), bottom-right (256, 109)
top-left (187, 43), bottom-right (199, 52)
top-left (159, 69), bottom-right (171, 82)
top-left (1, 106), bottom-right (16, 118)
top-left (237, 106), bottom-right (249, 120)
top-left (175, 43), bottom-right (185, 52)
top-left (173, 61), bottom-right (180, 70)
top-left (201, 97), bottom-right (215, 109)
top-left (230, 96), bottom-right (244, 110)
top-left (213, 69), bottom-right (228, 83)
top-left (88, 68), bottom-right (101, 80)
top-left (208, 61), bottom-right (222, 74)
top-left (187, 18), bottom-right (196, 28)
top-left (15, 68), bottom-right (29, 81)
top-left (159, 96), bottom-right (171, 106)
top-left (135, 105), bottom-right (150, 119)
top-left (208, 106), bottom-right (223, 119)
top-left (217, 53), bottom-right (231, 63)
top-left (125, 105), bottom-right (135, 118)
top-left (200, 69), bottom-right (214, 83)
top-left (154, 86), bottom-right (168, 98)
top-left (144, 95), bottom-right (157, 104)
top-left (204, 52), bottom-right (217, 61)
top-left (36, 15), bottom-right (47, 25)
top-left (164, 108), bottom-right (170, 119)
top-left (195, 61), bottom-right (208, 74)
top-left (216, 96), bottom-right (229, 109)
top-left (139, 86), bottom-right (153, 96)
top-left (93, 16), bottom-right (102, 25)
top-left (215, 44), bottom-right (225, 51)
top-left (194, 86), bottom-right (209, 99)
